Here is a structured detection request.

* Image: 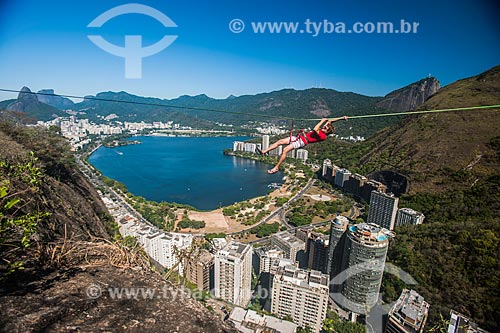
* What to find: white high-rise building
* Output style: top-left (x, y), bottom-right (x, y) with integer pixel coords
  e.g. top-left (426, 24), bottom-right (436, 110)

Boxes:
top-left (233, 141), bottom-right (245, 152)
top-left (244, 142), bottom-right (257, 153)
top-left (367, 190), bottom-right (399, 230)
top-left (254, 246), bottom-right (284, 274)
top-left (395, 208), bottom-right (425, 227)
top-left (269, 145), bottom-right (283, 157)
top-left (117, 221), bottom-right (193, 271)
top-left (296, 149), bottom-right (309, 162)
top-left (271, 265), bottom-right (329, 333)
top-left (322, 159), bottom-right (332, 178)
top-left (262, 135), bottom-right (270, 151)
top-left (214, 241), bottom-right (253, 307)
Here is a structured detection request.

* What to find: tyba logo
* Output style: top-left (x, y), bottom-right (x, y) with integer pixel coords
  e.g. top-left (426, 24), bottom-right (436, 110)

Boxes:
top-left (87, 3), bottom-right (177, 79)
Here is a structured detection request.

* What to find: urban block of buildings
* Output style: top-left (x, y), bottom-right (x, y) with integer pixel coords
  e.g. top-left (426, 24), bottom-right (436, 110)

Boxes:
top-left (37, 116), bottom-right (183, 150)
top-left (100, 195), bottom-right (192, 271)
top-left (232, 135), bottom-right (309, 162)
top-left (321, 159), bottom-right (424, 231)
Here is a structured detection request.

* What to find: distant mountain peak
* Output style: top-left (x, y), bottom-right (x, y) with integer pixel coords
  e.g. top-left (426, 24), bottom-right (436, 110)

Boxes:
top-left (16, 86), bottom-right (39, 105)
top-left (376, 77), bottom-right (441, 112)
top-left (36, 89), bottom-right (74, 110)
top-left (2, 86), bottom-right (64, 122)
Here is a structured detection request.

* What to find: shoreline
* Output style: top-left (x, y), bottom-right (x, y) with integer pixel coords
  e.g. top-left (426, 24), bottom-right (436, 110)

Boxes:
top-left (87, 135), bottom-right (280, 213)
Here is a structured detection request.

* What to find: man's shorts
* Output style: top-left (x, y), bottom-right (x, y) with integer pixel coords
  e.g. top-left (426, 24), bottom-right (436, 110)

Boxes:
top-left (290, 136), bottom-right (306, 149)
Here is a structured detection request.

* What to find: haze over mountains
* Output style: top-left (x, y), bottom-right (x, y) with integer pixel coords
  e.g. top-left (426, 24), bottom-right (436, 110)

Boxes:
top-left (0, 76), bottom-right (440, 137)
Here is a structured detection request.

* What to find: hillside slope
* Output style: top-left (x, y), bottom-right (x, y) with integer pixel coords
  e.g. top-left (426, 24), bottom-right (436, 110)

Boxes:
top-left (0, 123), bottom-right (235, 332)
top-left (358, 65), bottom-right (500, 193)
top-left (353, 66), bottom-right (500, 331)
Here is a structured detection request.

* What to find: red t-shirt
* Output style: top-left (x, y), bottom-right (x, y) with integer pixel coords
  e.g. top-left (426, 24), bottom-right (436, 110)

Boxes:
top-left (301, 130), bottom-right (327, 145)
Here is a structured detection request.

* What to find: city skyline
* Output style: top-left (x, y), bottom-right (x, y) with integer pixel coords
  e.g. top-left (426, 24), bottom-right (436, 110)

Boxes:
top-left (0, 0), bottom-right (498, 102)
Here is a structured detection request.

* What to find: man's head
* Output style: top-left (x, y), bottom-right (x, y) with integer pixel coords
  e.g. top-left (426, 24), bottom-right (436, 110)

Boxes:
top-left (323, 122), bottom-right (335, 134)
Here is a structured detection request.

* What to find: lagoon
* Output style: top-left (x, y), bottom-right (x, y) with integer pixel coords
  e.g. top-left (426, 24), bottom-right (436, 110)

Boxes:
top-left (88, 136), bottom-right (284, 210)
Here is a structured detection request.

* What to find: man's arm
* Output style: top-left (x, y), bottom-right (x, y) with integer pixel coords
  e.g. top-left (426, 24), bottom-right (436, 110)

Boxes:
top-left (313, 118), bottom-right (329, 133)
top-left (329, 116), bottom-right (349, 122)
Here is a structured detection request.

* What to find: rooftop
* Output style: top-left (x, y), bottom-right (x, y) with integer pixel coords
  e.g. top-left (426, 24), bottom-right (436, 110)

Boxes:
top-left (448, 310), bottom-right (490, 333)
top-left (217, 240), bottom-right (252, 260)
top-left (276, 264), bottom-right (329, 290)
top-left (399, 207), bottom-right (425, 217)
top-left (229, 307), bottom-right (297, 333)
top-left (273, 232), bottom-right (305, 248)
top-left (348, 223), bottom-right (393, 246)
top-left (388, 289), bottom-right (429, 331)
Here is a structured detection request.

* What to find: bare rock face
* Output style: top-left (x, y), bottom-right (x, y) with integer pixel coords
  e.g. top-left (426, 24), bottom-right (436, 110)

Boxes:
top-left (0, 265), bottom-right (236, 333)
top-left (36, 89), bottom-right (75, 110)
top-left (6, 86), bottom-right (41, 113)
top-left (376, 77), bottom-right (440, 112)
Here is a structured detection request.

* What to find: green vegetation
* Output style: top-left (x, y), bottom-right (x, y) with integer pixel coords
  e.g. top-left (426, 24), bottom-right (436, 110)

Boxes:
top-left (381, 175), bottom-right (500, 330)
top-left (222, 197), bottom-right (270, 225)
top-left (287, 197), bottom-right (351, 226)
top-left (178, 217), bottom-right (205, 229)
top-left (275, 197), bottom-right (289, 207)
top-left (205, 232), bottom-right (226, 240)
top-left (0, 152), bottom-right (50, 273)
top-left (249, 222), bottom-right (280, 238)
top-left (323, 311), bottom-right (365, 333)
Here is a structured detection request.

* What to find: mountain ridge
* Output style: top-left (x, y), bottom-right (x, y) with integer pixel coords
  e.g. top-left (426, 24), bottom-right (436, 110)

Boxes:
top-left (0, 86), bottom-right (65, 122)
top-left (1, 77), bottom-right (439, 137)
top-left (357, 65), bottom-right (500, 193)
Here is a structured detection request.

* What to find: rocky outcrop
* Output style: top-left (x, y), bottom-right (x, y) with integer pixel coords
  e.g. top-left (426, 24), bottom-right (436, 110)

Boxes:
top-left (3, 87), bottom-right (64, 122)
top-left (376, 77), bottom-right (440, 112)
top-left (6, 86), bottom-right (41, 113)
top-left (36, 89), bottom-right (75, 110)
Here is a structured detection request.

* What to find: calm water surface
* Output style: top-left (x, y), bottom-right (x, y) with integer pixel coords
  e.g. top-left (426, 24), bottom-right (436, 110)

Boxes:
top-left (88, 136), bottom-right (284, 210)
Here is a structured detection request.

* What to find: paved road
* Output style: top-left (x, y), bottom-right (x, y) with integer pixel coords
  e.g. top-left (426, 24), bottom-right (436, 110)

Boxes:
top-left (76, 155), bottom-right (155, 228)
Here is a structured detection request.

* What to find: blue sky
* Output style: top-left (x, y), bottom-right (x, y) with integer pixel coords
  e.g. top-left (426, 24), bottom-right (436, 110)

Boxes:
top-left (0, 0), bottom-right (498, 102)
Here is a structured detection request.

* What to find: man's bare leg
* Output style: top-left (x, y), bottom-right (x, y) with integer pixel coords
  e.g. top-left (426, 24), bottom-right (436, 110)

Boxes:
top-left (268, 144), bottom-right (294, 174)
top-left (261, 137), bottom-right (290, 155)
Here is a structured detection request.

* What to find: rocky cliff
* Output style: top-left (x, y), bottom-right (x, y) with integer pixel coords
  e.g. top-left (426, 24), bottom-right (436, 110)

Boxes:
top-left (1, 87), bottom-right (65, 122)
top-left (376, 77), bottom-right (440, 112)
top-left (36, 89), bottom-right (75, 110)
